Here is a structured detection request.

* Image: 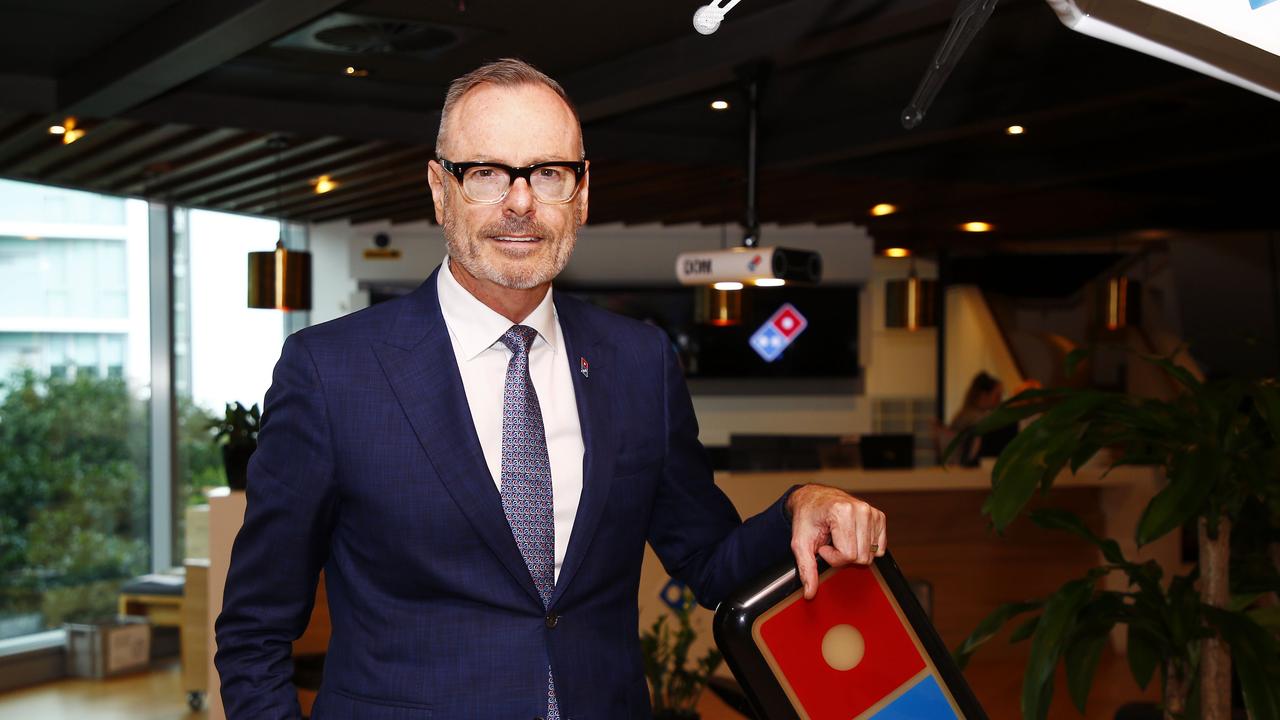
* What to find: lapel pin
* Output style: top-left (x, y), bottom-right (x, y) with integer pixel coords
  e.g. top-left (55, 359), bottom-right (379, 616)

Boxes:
top-left (580, 356), bottom-right (589, 378)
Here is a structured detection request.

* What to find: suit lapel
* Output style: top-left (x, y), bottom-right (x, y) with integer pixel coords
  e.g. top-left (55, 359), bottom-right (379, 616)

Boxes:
top-left (551, 295), bottom-right (616, 606)
top-left (371, 268), bottom-right (543, 607)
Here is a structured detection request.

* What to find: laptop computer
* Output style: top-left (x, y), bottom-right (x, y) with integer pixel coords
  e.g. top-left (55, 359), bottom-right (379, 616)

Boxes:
top-left (858, 433), bottom-right (916, 469)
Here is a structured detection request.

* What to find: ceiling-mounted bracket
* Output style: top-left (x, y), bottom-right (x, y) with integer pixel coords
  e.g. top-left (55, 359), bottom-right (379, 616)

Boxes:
top-left (901, 0), bottom-right (1000, 129)
top-left (736, 60), bottom-right (772, 247)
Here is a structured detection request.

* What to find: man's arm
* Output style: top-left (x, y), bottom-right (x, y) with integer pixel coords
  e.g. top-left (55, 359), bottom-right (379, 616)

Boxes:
top-left (645, 327), bottom-right (885, 607)
top-left (214, 334), bottom-right (338, 719)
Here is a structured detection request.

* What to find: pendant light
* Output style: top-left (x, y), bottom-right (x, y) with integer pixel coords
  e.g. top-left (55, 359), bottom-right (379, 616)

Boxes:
top-left (696, 284), bottom-right (743, 326)
top-left (1100, 276), bottom-right (1140, 331)
top-left (885, 262), bottom-right (937, 331)
top-left (248, 136), bottom-right (312, 310)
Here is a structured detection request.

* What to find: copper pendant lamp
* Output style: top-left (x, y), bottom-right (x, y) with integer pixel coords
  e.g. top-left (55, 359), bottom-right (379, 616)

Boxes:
top-left (885, 266), bottom-right (937, 331)
top-left (248, 136), bottom-right (312, 310)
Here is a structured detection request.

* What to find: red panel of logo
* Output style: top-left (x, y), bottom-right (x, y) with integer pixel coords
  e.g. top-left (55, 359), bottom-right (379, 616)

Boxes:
top-left (768, 303), bottom-right (807, 340)
top-left (756, 567), bottom-right (925, 719)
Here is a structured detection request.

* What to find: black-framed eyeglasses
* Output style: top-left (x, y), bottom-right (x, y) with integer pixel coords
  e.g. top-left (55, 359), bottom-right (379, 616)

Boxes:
top-left (437, 158), bottom-right (587, 204)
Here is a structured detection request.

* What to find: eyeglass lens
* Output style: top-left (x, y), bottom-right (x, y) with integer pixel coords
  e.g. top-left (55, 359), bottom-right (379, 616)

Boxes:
top-left (462, 165), bottom-right (578, 203)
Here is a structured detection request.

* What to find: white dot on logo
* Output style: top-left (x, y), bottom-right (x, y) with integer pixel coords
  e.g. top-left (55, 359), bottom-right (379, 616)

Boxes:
top-left (821, 624), bottom-right (865, 671)
top-left (781, 317), bottom-right (794, 330)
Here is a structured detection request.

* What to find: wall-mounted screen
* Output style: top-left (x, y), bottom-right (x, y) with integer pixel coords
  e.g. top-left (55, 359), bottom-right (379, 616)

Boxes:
top-left (562, 285), bottom-right (861, 380)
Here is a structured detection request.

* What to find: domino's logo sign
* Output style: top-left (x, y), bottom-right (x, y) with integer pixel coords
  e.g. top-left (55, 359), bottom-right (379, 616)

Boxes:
top-left (749, 303), bottom-right (808, 362)
top-left (747, 254), bottom-right (763, 272)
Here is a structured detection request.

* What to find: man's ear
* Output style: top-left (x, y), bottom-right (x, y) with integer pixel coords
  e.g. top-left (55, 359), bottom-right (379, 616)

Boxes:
top-left (426, 160), bottom-right (447, 224)
top-left (577, 160), bottom-right (589, 226)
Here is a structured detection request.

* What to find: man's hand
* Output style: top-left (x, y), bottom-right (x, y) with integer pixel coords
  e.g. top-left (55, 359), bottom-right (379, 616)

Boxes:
top-left (786, 484), bottom-right (887, 599)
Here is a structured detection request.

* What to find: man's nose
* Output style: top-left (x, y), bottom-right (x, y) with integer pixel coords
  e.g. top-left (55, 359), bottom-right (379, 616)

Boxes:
top-left (503, 177), bottom-right (535, 216)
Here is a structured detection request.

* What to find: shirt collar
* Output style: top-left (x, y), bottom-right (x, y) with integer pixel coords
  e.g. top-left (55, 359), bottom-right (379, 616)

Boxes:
top-left (436, 256), bottom-right (559, 360)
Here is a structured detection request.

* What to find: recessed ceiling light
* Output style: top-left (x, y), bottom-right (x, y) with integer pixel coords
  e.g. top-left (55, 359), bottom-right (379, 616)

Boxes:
top-left (884, 247), bottom-right (911, 258)
top-left (62, 129), bottom-right (85, 145)
top-left (870, 203), bottom-right (898, 216)
top-left (48, 125), bottom-right (66, 135)
top-left (312, 175), bottom-right (338, 194)
top-left (713, 281), bottom-right (744, 291)
top-left (710, 99), bottom-right (730, 111)
top-left (344, 66), bottom-right (370, 78)
top-left (1006, 124), bottom-right (1025, 135)
top-left (961, 221), bottom-right (994, 232)
top-left (754, 278), bottom-right (786, 287)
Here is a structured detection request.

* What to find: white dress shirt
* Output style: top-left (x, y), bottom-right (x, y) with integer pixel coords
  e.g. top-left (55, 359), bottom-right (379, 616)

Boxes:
top-left (436, 257), bottom-right (584, 582)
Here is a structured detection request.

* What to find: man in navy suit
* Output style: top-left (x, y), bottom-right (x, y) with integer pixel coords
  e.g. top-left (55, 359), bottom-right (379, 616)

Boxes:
top-left (215, 58), bottom-right (887, 719)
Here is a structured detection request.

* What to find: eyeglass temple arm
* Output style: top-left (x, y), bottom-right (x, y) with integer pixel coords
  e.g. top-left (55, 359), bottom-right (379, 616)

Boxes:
top-left (901, 0), bottom-right (1000, 129)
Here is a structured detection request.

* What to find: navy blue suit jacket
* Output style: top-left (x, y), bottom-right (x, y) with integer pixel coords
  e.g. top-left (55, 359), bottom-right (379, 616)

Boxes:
top-left (214, 267), bottom-right (795, 719)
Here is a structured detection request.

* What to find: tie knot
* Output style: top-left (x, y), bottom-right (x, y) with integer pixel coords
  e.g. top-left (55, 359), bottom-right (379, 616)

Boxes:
top-left (500, 324), bottom-right (539, 355)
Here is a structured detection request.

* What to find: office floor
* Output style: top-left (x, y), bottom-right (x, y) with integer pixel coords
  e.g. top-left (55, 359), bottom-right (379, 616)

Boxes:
top-left (0, 651), bottom-right (1154, 719)
top-left (0, 660), bottom-right (202, 720)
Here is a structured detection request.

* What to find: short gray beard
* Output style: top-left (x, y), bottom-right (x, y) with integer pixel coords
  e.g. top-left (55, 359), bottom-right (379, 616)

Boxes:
top-left (441, 186), bottom-right (579, 290)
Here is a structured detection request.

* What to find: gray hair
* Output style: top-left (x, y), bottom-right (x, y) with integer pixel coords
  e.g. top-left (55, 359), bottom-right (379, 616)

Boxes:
top-left (435, 57), bottom-right (585, 159)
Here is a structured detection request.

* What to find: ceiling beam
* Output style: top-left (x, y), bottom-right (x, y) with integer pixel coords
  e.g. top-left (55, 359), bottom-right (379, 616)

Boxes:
top-left (33, 122), bottom-right (161, 181)
top-left (74, 127), bottom-right (236, 189)
top-left (201, 145), bottom-right (424, 209)
top-left (565, 0), bottom-right (948, 123)
top-left (0, 0), bottom-right (347, 167)
top-left (261, 159), bottom-right (429, 217)
top-left (129, 91), bottom-right (441, 146)
top-left (59, 0), bottom-right (346, 116)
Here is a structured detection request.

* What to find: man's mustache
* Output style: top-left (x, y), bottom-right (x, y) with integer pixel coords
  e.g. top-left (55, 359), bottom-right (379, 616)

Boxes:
top-left (479, 217), bottom-right (552, 239)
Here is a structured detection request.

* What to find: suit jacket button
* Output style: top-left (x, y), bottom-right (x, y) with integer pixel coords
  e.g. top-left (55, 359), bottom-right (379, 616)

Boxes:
top-left (545, 612), bottom-right (559, 629)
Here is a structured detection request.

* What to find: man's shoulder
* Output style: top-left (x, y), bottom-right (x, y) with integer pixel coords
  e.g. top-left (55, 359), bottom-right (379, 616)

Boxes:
top-left (290, 292), bottom-right (417, 351)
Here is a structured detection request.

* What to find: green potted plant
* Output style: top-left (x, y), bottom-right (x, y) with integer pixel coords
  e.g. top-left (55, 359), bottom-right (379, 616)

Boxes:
top-left (641, 587), bottom-right (723, 720)
top-left (211, 402), bottom-right (260, 491)
top-left (950, 351), bottom-right (1280, 720)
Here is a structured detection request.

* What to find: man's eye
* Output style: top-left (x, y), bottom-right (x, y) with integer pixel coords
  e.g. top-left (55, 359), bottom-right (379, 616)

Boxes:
top-left (473, 168), bottom-right (496, 178)
top-left (538, 168), bottom-right (563, 178)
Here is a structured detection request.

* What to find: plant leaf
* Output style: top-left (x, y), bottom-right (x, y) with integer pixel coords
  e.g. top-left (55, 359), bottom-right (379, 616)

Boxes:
top-left (1065, 347), bottom-right (1090, 379)
top-left (1009, 615), bottom-right (1040, 643)
top-left (953, 600), bottom-right (1042, 669)
top-left (1064, 631), bottom-right (1107, 714)
top-left (1023, 579), bottom-right (1093, 720)
top-left (1138, 351), bottom-right (1202, 393)
top-left (1247, 604), bottom-right (1280, 633)
top-left (1126, 623), bottom-right (1160, 689)
top-left (1029, 508), bottom-right (1125, 564)
top-left (1136, 444), bottom-right (1218, 546)
top-left (984, 395), bottom-right (1099, 531)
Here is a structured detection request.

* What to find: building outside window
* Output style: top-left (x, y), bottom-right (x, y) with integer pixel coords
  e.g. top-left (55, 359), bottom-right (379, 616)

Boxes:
top-left (0, 179), bottom-right (151, 643)
top-left (0, 179), bottom-right (293, 646)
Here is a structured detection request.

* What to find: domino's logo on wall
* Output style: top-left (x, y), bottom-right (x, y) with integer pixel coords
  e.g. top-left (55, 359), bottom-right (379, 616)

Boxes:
top-left (749, 303), bottom-right (808, 362)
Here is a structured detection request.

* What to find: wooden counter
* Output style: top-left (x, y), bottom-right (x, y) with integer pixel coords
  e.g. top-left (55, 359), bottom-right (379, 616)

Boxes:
top-left (642, 462), bottom-right (1173, 718)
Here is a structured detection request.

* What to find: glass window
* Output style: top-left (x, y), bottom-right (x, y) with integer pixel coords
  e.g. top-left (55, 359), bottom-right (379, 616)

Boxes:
top-left (173, 209), bottom-right (288, 527)
top-left (0, 179), bottom-right (151, 642)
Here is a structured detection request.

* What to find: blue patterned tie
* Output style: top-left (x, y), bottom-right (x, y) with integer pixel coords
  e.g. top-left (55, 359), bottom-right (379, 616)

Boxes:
top-left (499, 325), bottom-right (559, 720)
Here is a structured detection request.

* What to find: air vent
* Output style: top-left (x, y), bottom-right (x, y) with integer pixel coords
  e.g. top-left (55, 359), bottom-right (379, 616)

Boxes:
top-left (274, 12), bottom-right (473, 60)
top-left (315, 22), bottom-right (455, 55)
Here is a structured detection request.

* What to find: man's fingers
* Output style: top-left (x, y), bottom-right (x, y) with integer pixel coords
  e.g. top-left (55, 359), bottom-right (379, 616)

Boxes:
top-left (792, 536), bottom-right (819, 600)
top-left (874, 510), bottom-right (888, 557)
